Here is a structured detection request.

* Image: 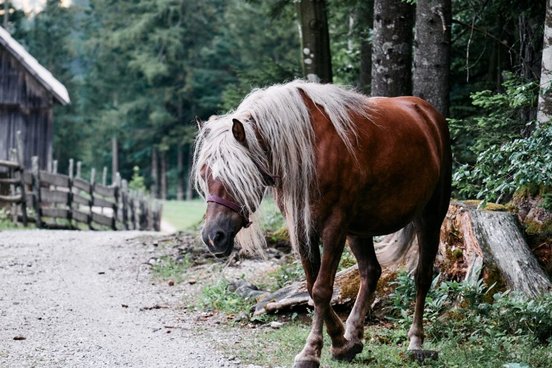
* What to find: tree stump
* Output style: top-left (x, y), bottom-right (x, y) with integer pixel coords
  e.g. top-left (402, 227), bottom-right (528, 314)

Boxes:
top-left (440, 202), bottom-right (551, 297)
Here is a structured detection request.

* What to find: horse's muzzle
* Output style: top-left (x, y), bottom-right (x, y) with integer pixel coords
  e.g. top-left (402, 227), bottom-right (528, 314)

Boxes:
top-left (201, 226), bottom-right (235, 257)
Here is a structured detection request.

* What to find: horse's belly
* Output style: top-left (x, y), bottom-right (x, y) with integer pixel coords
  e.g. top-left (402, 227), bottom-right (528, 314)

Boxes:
top-left (347, 160), bottom-right (440, 236)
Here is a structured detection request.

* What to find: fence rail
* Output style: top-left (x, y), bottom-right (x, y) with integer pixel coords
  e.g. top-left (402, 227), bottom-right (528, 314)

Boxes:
top-left (0, 133), bottom-right (161, 231)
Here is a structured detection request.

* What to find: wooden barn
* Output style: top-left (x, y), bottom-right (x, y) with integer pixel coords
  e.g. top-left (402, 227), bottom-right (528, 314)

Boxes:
top-left (0, 26), bottom-right (70, 171)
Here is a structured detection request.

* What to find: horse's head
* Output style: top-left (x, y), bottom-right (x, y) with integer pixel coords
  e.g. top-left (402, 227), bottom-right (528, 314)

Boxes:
top-left (194, 116), bottom-right (274, 257)
top-left (199, 165), bottom-right (252, 257)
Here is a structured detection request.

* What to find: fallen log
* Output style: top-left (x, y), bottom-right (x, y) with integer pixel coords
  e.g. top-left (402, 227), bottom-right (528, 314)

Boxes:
top-left (441, 202), bottom-right (551, 297)
top-left (254, 264), bottom-right (361, 315)
top-left (254, 202), bottom-right (551, 314)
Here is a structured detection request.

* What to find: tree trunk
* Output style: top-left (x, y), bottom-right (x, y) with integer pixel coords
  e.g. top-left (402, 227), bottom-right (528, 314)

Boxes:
top-left (160, 149), bottom-right (167, 201)
top-left (358, 1), bottom-right (373, 93)
top-left (519, 12), bottom-right (545, 128)
top-left (151, 146), bottom-right (158, 199)
top-left (413, 0), bottom-right (452, 116)
top-left (297, 0), bottom-right (332, 83)
top-left (3, 0), bottom-right (8, 29)
top-left (537, 0), bottom-right (552, 124)
top-left (176, 145), bottom-right (184, 201)
top-left (111, 135), bottom-right (118, 183)
top-left (371, 0), bottom-right (414, 97)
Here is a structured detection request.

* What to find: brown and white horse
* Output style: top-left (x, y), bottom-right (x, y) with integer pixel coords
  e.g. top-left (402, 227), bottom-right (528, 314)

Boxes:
top-left (193, 81), bottom-right (451, 367)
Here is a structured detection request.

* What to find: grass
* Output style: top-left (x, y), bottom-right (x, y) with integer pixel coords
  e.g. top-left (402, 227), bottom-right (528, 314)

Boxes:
top-left (162, 195), bottom-right (285, 232)
top-left (0, 208), bottom-right (23, 230)
top-left (226, 321), bottom-right (552, 368)
top-left (198, 279), bottom-right (261, 320)
top-left (207, 268), bottom-right (552, 368)
top-left (162, 199), bottom-right (206, 231)
top-left (151, 255), bottom-right (191, 284)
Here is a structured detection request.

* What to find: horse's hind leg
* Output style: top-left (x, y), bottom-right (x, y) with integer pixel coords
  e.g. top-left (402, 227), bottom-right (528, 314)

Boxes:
top-left (407, 218), bottom-right (440, 352)
top-left (408, 173), bottom-right (451, 355)
top-left (331, 235), bottom-right (381, 361)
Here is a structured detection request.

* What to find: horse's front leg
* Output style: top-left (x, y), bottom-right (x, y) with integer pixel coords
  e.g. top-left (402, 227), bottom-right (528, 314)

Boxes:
top-left (293, 236), bottom-right (324, 368)
top-left (333, 235), bottom-right (381, 361)
top-left (294, 223), bottom-right (348, 368)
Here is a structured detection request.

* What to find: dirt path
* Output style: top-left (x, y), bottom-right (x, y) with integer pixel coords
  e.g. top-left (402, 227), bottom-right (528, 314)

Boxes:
top-left (0, 230), bottom-right (260, 368)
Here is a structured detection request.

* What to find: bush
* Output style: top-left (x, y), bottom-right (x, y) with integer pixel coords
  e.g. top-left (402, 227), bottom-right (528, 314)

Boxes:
top-left (451, 72), bottom-right (551, 204)
top-left (385, 272), bottom-right (552, 344)
top-left (453, 122), bottom-right (552, 204)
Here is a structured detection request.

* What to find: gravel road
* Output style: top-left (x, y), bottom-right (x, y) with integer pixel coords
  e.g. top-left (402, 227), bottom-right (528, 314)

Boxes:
top-left (0, 230), bottom-right (258, 368)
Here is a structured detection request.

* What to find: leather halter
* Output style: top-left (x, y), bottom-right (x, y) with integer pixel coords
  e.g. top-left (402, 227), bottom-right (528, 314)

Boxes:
top-left (206, 161), bottom-right (278, 229)
top-left (207, 194), bottom-right (252, 228)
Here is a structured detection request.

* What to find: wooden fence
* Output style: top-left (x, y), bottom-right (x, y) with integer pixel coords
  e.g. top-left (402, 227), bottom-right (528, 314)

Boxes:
top-left (0, 132), bottom-right (161, 231)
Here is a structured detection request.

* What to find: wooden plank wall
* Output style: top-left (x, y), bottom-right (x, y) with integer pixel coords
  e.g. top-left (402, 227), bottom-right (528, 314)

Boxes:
top-left (0, 48), bottom-right (54, 170)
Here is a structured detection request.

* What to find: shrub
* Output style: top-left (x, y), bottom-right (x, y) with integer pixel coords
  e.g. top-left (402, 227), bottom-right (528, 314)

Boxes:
top-left (453, 122), bottom-right (552, 204)
top-left (450, 72), bottom-right (551, 204)
top-left (385, 272), bottom-right (552, 344)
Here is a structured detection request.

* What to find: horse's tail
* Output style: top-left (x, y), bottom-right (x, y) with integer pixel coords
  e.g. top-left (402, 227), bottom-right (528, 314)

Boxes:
top-left (375, 222), bottom-right (418, 268)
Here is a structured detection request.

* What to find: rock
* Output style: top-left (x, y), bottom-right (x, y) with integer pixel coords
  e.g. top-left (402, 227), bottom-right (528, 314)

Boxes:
top-left (269, 321), bottom-right (283, 329)
top-left (229, 280), bottom-right (268, 300)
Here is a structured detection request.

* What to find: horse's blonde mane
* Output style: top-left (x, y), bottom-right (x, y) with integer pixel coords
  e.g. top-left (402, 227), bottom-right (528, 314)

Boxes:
top-left (194, 80), bottom-right (371, 256)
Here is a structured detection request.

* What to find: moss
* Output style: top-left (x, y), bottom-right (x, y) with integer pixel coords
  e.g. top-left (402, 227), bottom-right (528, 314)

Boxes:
top-left (461, 200), bottom-right (509, 211)
top-left (483, 202), bottom-right (509, 211)
top-left (450, 248), bottom-right (464, 260)
top-left (525, 219), bottom-right (552, 236)
top-left (481, 265), bottom-right (507, 303)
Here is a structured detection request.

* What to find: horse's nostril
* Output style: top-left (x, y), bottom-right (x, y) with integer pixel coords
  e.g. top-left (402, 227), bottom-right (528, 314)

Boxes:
top-left (213, 231), bottom-right (225, 243)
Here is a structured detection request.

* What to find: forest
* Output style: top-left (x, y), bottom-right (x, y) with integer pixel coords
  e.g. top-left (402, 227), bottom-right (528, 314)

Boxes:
top-left (3, 0), bottom-right (551, 205)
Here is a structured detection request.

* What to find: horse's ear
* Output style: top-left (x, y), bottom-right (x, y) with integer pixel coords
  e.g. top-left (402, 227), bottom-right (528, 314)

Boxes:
top-left (232, 118), bottom-right (246, 144)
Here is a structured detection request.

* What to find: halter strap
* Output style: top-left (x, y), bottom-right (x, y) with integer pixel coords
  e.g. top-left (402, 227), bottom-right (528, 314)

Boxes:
top-left (207, 194), bottom-right (252, 228)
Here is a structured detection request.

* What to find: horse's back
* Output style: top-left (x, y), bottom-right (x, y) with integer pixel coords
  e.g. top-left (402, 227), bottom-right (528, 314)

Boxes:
top-left (330, 95), bottom-right (451, 235)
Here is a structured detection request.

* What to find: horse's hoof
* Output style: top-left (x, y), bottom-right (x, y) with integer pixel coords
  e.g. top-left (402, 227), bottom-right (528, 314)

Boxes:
top-left (408, 349), bottom-right (439, 362)
top-left (292, 360), bottom-right (320, 368)
top-left (331, 340), bottom-right (364, 362)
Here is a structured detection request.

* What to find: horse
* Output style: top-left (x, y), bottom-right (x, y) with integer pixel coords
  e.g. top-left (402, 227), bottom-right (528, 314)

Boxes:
top-left (193, 80), bottom-right (451, 368)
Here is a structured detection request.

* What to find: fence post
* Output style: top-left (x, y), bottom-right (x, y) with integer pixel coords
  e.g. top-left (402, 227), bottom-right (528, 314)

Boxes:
top-left (129, 191), bottom-right (136, 230)
top-left (76, 161), bottom-right (82, 179)
top-left (102, 167), bottom-right (108, 186)
top-left (68, 159), bottom-right (74, 180)
top-left (52, 160), bottom-right (58, 174)
top-left (139, 193), bottom-right (148, 230)
top-left (31, 156), bottom-right (42, 228)
top-left (88, 168), bottom-right (95, 229)
top-left (67, 159), bottom-right (73, 228)
top-left (8, 149), bottom-right (18, 224)
top-left (152, 200), bottom-right (162, 231)
top-left (15, 131), bottom-right (28, 226)
top-left (144, 197), bottom-right (155, 231)
top-left (112, 173), bottom-right (120, 230)
top-left (121, 179), bottom-right (129, 230)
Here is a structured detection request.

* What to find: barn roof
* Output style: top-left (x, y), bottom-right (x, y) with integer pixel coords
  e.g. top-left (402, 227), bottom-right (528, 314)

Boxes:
top-left (0, 26), bottom-right (70, 105)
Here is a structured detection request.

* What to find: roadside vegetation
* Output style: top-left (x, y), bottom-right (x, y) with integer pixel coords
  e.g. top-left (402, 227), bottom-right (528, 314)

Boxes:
top-left (191, 198), bottom-right (552, 368)
top-left (205, 269), bottom-right (552, 368)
